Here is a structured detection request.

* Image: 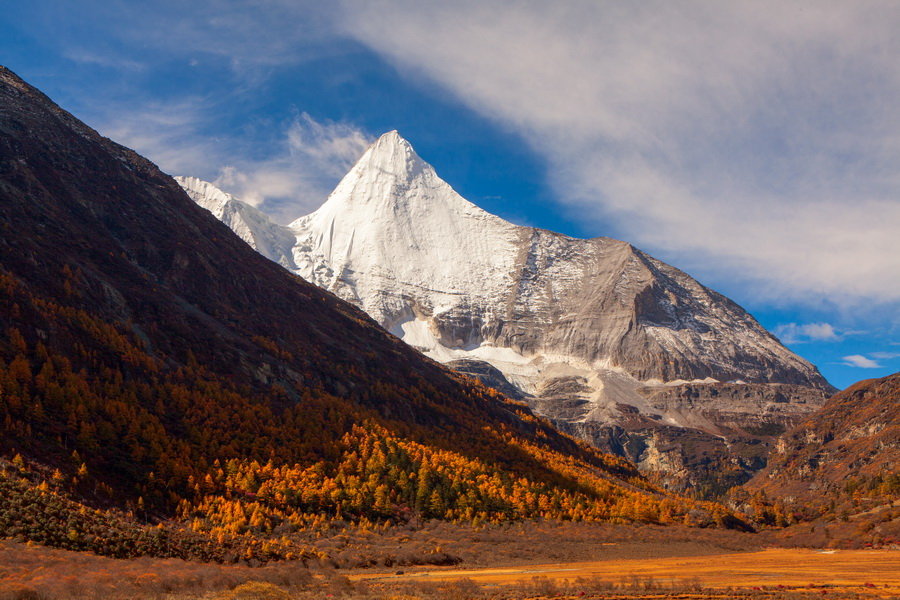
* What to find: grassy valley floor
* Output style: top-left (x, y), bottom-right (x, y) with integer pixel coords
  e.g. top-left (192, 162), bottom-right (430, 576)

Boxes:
top-left (355, 548), bottom-right (900, 597)
top-left (2, 522), bottom-right (898, 599)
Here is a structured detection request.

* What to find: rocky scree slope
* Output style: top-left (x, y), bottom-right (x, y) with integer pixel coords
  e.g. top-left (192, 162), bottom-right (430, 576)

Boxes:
top-left (183, 131), bottom-right (832, 493)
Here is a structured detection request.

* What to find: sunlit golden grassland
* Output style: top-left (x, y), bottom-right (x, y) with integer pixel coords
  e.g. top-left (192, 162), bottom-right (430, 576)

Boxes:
top-left (1, 525), bottom-right (898, 600)
top-left (356, 548), bottom-right (900, 597)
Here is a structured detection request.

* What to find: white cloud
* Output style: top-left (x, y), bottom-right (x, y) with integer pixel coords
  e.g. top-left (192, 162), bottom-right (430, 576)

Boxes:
top-left (340, 0), bottom-right (900, 304)
top-left (95, 98), bottom-right (217, 177)
top-left (869, 351), bottom-right (900, 360)
top-left (286, 115), bottom-right (372, 177)
top-left (774, 322), bottom-right (840, 344)
top-left (212, 113), bottom-right (372, 221)
top-left (842, 354), bottom-right (883, 369)
top-left (95, 99), bottom-right (371, 223)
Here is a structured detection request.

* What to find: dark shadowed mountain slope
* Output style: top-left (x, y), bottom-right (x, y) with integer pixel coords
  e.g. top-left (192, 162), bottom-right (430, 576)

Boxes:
top-left (0, 66), bottom-right (735, 559)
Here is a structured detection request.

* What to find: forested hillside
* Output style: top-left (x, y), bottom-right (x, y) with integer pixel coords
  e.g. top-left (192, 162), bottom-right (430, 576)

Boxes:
top-left (0, 65), bottom-right (736, 561)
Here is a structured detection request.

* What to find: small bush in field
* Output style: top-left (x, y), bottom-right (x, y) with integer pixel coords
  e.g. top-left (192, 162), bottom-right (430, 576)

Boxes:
top-left (0, 587), bottom-right (46, 600)
top-left (213, 581), bottom-right (292, 600)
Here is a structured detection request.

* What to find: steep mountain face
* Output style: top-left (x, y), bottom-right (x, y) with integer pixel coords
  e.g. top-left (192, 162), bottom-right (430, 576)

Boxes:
top-left (0, 66), bottom-right (717, 559)
top-left (288, 132), bottom-right (825, 386)
top-left (184, 132), bottom-right (832, 492)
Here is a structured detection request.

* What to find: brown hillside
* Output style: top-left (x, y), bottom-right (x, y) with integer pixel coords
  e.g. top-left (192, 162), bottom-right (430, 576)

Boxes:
top-left (738, 373), bottom-right (899, 544)
top-left (748, 372), bottom-right (899, 497)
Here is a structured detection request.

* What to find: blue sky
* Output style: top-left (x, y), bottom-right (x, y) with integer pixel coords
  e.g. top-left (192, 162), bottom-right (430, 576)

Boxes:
top-left (3, 1), bottom-right (898, 389)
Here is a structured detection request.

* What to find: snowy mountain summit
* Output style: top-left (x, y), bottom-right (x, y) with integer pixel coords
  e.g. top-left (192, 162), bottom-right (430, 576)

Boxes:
top-left (181, 131), bottom-right (833, 489)
top-left (287, 131), bottom-right (826, 388)
top-left (290, 131), bottom-right (522, 332)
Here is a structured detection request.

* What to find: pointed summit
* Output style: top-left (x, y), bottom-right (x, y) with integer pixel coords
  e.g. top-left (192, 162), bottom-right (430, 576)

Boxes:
top-left (289, 131), bottom-right (523, 321)
top-left (302, 130), bottom-right (498, 222)
top-left (339, 129), bottom-right (429, 193)
top-left (365, 130), bottom-right (419, 169)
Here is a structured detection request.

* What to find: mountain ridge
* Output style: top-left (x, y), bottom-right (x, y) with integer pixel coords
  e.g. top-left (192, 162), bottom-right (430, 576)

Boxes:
top-left (177, 175), bottom-right (298, 270)
top-left (1, 65), bottom-right (729, 559)
top-left (748, 371), bottom-right (899, 496)
top-left (182, 129), bottom-right (832, 491)
top-left (187, 131), bottom-right (829, 389)
top-left (734, 371), bottom-right (899, 546)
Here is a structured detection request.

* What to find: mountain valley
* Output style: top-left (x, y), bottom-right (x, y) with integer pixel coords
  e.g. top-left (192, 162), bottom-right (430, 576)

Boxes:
top-left (2, 0), bottom-right (900, 596)
top-left (0, 65), bottom-right (735, 564)
top-left (0, 57), bottom-right (896, 600)
top-left (181, 132), bottom-right (834, 493)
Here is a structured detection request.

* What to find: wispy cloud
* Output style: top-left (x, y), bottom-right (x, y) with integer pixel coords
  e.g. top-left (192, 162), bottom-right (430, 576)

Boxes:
top-left (32, 3), bottom-right (371, 223)
top-left (774, 322), bottom-right (840, 344)
top-left (212, 113), bottom-right (372, 222)
top-left (62, 48), bottom-right (145, 72)
top-left (842, 354), bottom-right (883, 369)
top-left (95, 99), bottom-right (371, 223)
top-left (286, 114), bottom-right (372, 177)
top-left (869, 351), bottom-right (900, 360)
top-left (95, 98), bottom-right (217, 177)
top-left (340, 0), bottom-right (900, 305)
top-left (55, 1), bottom-right (342, 74)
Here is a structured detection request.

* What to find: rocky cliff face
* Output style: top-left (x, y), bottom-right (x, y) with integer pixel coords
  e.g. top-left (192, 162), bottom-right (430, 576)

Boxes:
top-left (557, 382), bottom-right (825, 493)
top-left (182, 131), bottom-right (833, 492)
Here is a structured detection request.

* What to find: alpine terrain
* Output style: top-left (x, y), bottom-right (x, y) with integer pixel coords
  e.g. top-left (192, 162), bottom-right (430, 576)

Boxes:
top-left (181, 131), bottom-right (834, 493)
top-left (0, 65), bottom-right (729, 561)
top-left (748, 372), bottom-right (899, 505)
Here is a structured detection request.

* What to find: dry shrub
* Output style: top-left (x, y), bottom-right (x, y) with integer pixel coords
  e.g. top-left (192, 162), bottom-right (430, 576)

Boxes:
top-left (0, 587), bottom-right (47, 600)
top-left (383, 578), bottom-right (487, 600)
top-left (213, 581), bottom-right (292, 600)
top-left (528, 575), bottom-right (559, 597)
top-left (438, 578), bottom-right (481, 600)
top-left (572, 575), bottom-right (613, 591)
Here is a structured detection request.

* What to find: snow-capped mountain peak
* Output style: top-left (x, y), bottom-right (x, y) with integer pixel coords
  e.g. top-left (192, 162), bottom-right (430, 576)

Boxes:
top-left (178, 131), bottom-right (833, 489)
top-left (176, 175), bottom-right (235, 212)
top-left (354, 129), bottom-right (426, 183)
top-left (288, 131), bottom-right (521, 322)
top-left (292, 130), bottom-right (497, 228)
top-left (284, 131), bottom-right (828, 388)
